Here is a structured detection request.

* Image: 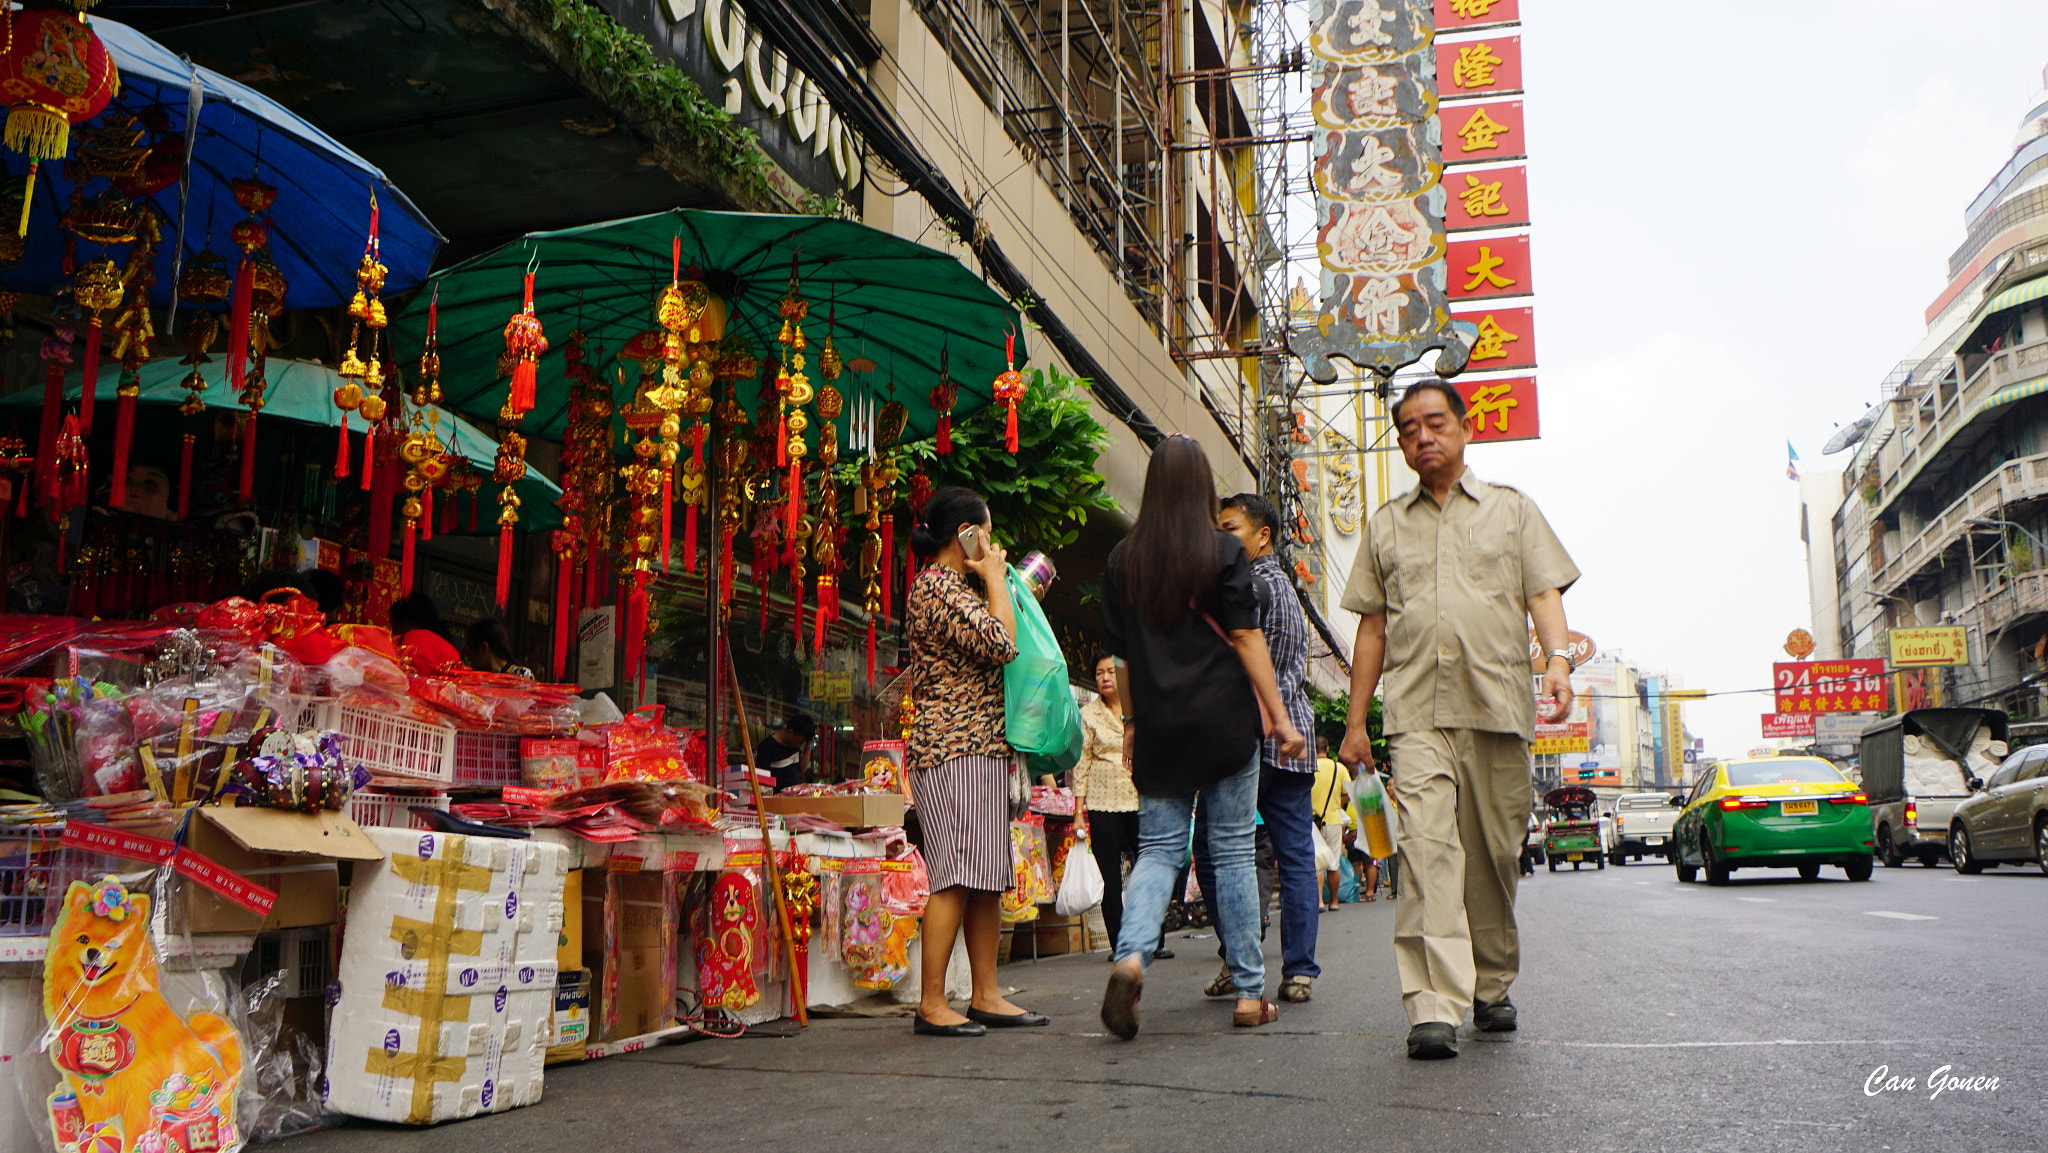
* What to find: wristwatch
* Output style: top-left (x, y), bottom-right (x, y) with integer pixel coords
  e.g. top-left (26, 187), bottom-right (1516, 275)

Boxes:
top-left (1546, 648), bottom-right (1575, 670)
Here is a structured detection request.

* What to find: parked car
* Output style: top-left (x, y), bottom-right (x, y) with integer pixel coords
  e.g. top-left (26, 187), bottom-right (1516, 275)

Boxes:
top-left (1611, 791), bottom-right (1684, 864)
top-left (1860, 708), bottom-right (2006, 867)
top-left (1672, 754), bottom-right (1875, 884)
top-left (1949, 742), bottom-right (2048, 874)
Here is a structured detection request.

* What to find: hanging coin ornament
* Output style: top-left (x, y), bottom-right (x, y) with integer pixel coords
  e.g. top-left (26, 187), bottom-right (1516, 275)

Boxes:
top-left (108, 209), bottom-right (161, 510)
top-left (398, 417), bottom-right (447, 595)
top-left (493, 266), bottom-right (544, 606)
top-left (70, 257), bottom-right (121, 437)
top-left (775, 261), bottom-right (812, 544)
top-left (993, 328), bottom-right (1027, 453)
top-left (176, 251), bottom-right (230, 414)
top-left (335, 193), bottom-right (388, 479)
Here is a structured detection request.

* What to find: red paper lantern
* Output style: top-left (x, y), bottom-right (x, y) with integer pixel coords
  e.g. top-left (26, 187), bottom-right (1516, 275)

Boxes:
top-left (0, 8), bottom-right (120, 234)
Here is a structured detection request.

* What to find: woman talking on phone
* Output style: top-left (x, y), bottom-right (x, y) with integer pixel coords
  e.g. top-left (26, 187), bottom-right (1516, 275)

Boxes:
top-left (1098, 436), bottom-right (1307, 1038)
top-left (904, 486), bottom-right (1048, 1036)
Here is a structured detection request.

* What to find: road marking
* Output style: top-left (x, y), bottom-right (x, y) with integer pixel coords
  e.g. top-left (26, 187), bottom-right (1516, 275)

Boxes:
top-left (1737, 897), bottom-right (1776, 903)
top-left (1525, 1038), bottom-right (1925, 1050)
top-left (1864, 911), bottom-right (1937, 921)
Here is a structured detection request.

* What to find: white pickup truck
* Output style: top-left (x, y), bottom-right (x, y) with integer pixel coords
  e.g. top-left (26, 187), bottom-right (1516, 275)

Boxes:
top-left (1610, 791), bottom-right (1684, 865)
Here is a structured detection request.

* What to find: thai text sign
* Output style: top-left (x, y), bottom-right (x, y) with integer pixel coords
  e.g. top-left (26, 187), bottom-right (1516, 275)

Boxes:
top-left (1761, 713), bottom-right (1815, 739)
top-left (1888, 626), bottom-right (1968, 667)
top-left (1774, 660), bottom-right (1888, 713)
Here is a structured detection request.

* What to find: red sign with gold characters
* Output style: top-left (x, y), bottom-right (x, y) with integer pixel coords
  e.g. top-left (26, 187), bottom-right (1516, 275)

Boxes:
top-left (1434, 0), bottom-right (1519, 32)
top-left (1443, 165), bottom-right (1529, 232)
top-left (1443, 100), bottom-right (1525, 165)
top-left (1464, 376), bottom-right (1538, 443)
top-left (1774, 660), bottom-right (1888, 713)
top-left (1783, 628), bottom-right (1816, 659)
top-left (1762, 713), bottom-right (1816, 740)
top-left (1446, 235), bottom-right (1532, 300)
top-left (1438, 35), bottom-right (1523, 99)
top-left (1451, 305), bottom-right (1535, 369)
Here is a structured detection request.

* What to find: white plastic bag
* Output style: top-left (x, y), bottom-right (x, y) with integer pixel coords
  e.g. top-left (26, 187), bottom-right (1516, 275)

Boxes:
top-left (1054, 837), bottom-right (1105, 915)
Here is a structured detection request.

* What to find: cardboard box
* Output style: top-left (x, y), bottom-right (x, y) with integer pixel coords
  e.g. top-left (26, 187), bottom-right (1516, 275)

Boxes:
top-left (180, 806), bottom-right (386, 934)
top-left (557, 867), bottom-right (583, 970)
top-left (596, 871), bottom-right (672, 1040)
top-left (759, 793), bottom-right (905, 829)
top-left (545, 969), bottom-right (592, 1065)
top-left (1032, 918), bottom-right (1085, 956)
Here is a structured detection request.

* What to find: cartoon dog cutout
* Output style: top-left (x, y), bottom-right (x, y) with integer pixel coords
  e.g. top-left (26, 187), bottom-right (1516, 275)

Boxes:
top-left (43, 876), bottom-right (243, 1153)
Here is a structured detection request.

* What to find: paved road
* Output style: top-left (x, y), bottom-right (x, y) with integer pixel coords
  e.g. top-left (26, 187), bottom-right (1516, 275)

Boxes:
top-left (278, 859), bottom-right (2046, 1152)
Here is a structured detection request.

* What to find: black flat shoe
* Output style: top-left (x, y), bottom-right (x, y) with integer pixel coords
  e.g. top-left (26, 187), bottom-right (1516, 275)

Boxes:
top-left (1473, 996), bottom-right (1517, 1032)
top-left (1153, 947), bottom-right (1175, 960)
top-left (1406, 1022), bottom-right (1458, 1060)
top-left (966, 1007), bottom-right (1050, 1028)
top-left (913, 1015), bottom-right (987, 1037)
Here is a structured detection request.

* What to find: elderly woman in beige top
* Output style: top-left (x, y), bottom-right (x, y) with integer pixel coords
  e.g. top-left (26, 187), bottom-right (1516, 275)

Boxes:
top-left (1074, 651), bottom-right (1141, 947)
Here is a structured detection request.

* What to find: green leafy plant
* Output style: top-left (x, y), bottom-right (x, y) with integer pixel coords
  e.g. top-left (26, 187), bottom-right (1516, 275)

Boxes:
top-left (899, 365), bottom-right (1116, 552)
top-left (1307, 687), bottom-right (1386, 766)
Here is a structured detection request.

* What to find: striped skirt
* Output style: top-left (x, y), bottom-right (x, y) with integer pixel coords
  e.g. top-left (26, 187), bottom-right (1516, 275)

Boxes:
top-left (909, 754), bottom-right (1015, 893)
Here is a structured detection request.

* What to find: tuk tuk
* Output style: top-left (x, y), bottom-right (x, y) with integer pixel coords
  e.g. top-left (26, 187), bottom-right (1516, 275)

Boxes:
top-left (1543, 785), bottom-right (1605, 871)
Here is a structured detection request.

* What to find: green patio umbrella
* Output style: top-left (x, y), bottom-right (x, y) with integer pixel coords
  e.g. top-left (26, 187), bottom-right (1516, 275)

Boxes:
top-left (390, 209), bottom-right (1025, 445)
top-left (2, 357), bottom-right (562, 528)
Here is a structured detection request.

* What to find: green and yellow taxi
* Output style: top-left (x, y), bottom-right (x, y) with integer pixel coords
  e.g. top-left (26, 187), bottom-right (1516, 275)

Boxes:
top-left (1673, 754), bottom-right (1875, 885)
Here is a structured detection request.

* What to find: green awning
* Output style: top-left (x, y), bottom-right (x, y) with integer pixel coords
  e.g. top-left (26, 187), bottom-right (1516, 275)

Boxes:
top-left (1977, 375), bottom-right (2048, 415)
top-left (1977, 270), bottom-right (2048, 321)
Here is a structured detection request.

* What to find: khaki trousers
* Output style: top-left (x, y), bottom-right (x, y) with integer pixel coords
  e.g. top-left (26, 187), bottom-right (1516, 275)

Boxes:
top-left (1387, 728), bottom-right (1532, 1026)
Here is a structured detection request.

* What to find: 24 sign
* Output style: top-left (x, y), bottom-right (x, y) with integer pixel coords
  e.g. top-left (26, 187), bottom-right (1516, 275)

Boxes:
top-left (1773, 660), bottom-right (1887, 713)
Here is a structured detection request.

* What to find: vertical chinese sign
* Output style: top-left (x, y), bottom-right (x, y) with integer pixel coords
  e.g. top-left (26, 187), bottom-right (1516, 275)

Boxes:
top-left (1435, 0), bottom-right (1540, 443)
top-left (1291, 0), bottom-right (1471, 384)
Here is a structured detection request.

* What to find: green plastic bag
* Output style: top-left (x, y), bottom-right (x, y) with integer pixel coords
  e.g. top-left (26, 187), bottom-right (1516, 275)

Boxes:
top-left (1004, 566), bottom-right (1084, 773)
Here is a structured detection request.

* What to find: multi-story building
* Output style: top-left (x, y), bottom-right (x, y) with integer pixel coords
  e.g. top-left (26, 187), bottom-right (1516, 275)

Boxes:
top-left (1820, 64), bottom-right (2048, 732)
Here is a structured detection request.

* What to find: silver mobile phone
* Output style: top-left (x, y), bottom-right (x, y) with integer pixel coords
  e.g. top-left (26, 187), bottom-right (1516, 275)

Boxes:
top-left (957, 525), bottom-right (984, 560)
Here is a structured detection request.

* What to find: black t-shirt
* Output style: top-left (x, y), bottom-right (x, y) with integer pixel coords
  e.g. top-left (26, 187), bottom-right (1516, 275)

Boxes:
top-left (1100, 530), bottom-right (1262, 796)
top-left (757, 733), bottom-right (805, 790)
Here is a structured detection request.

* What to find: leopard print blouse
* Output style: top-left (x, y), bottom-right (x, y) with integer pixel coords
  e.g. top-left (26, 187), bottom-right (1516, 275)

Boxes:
top-left (906, 565), bottom-right (1018, 774)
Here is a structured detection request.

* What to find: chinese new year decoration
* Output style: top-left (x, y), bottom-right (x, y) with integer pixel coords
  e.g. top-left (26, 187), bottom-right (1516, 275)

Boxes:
top-left (334, 193), bottom-right (390, 482)
top-left (930, 348), bottom-right (956, 454)
top-left (992, 329), bottom-right (1026, 453)
top-left (0, 6), bottom-right (120, 236)
top-left (493, 268), bottom-right (544, 606)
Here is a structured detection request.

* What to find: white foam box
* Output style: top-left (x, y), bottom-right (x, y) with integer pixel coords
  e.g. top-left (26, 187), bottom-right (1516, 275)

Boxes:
top-left (324, 828), bottom-right (567, 1125)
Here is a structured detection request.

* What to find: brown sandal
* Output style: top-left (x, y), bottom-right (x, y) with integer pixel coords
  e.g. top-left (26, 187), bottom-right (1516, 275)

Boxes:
top-left (1232, 997), bottom-right (1279, 1027)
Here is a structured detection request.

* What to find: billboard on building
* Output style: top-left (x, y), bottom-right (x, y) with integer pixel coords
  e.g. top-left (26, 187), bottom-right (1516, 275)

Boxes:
top-left (1888, 627), bottom-right (1968, 667)
top-left (1762, 713), bottom-right (1816, 739)
top-left (1773, 659), bottom-right (1888, 713)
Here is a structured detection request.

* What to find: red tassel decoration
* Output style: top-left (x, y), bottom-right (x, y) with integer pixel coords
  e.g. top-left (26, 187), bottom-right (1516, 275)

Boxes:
top-left (792, 570), bottom-right (805, 645)
top-left (504, 272), bottom-right (543, 416)
top-left (238, 411), bottom-right (258, 506)
top-left (17, 472), bottom-right (30, 518)
top-left (937, 412), bottom-right (951, 455)
top-left (177, 434), bottom-right (194, 520)
top-left (719, 527), bottom-right (734, 610)
top-left (401, 519), bottom-right (417, 595)
top-left (659, 474), bottom-right (673, 572)
top-left (785, 459), bottom-right (801, 540)
top-left (368, 434), bottom-right (396, 561)
top-left (78, 325), bottom-right (98, 437)
top-left (421, 485), bottom-right (434, 542)
top-left (866, 620), bottom-right (876, 685)
top-left (552, 553), bottom-right (573, 682)
top-left (334, 417), bottom-right (351, 480)
top-left (36, 362), bottom-right (62, 507)
top-left (683, 502), bottom-right (699, 575)
top-left (814, 589), bottom-right (828, 651)
top-left (1005, 402), bottom-right (1019, 454)
top-left (359, 422), bottom-right (375, 491)
top-left (624, 569), bottom-right (650, 702)
top-left (880, 518), bottom-right (895, 624)
top-left (468, 489), bottom-right (479, 533)
top-left (108, 388), bottom-right (136, 511)
top-left (440, 488), bottom-right (457, 535)
top-left (228, 258), bottom-right (252, 392)
top-left (496, 516), bottom-right (514, 608)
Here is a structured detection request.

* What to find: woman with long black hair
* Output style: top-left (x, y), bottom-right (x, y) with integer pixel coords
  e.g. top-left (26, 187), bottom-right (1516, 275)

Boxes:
top-left (1098, 436), bottom-right (1306, 1038)
top-left (903, 486), bottom-right (1049, 1036)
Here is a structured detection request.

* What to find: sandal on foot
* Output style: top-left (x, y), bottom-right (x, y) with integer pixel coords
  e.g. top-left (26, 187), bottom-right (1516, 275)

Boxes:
top-left (1279, 975), bottom-right (1313, 1003)
top-left (1232, 997), bottom-right (1279, 1027)
top-left (1101, 959), bottom-right (1144, 1040)
top-left (1203, 964), bottom-right (1235, 998)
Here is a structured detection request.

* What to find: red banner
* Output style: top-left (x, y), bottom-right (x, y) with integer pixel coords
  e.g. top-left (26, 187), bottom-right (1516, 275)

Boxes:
top-left (1444, 165), bottom-right (1529, 232)
top-left (1434, 0), bottom-right (1519, 32)
top-left (172, 849), bottom-right (278, 917)
top-left (1447, 235), bottom-right (1532, 300)
top-left (1451, 305), bottom-right (1536, 370)
top-left (60, 823), bottom-right (177, 865)
top-left (1773, 660), bottom-right (1889, 713)
top-left (1762, 713), bottom-right (1816, 739)
top-left (1440, 35), bottom-right (1523, 100)
top-left (1444, 100), bottom-right (1525, 165)
top-left (1462, 376), bottom-right (1539, 443)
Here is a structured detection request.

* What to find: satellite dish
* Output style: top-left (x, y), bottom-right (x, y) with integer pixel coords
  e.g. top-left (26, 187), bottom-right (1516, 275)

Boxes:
top-left (1822, 410), bottom-right (1876, 455)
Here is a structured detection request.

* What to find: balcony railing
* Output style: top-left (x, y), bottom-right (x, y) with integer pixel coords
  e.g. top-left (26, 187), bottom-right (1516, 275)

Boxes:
top-left (1877, 339), bottom-right (2047, 506)
top-left (1980, 569), bottom-right (2048, 636)
top-left (1872, 448), bottom-right (2048, 595)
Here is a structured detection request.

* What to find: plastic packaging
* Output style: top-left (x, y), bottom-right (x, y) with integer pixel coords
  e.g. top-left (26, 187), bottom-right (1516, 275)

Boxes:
top-left (1352, 769), bottom-right (1394, 860)
top-left (1053, 835), bottom-right (1104, 915)
top-left (1002, 567), bottom-right (1083, 773)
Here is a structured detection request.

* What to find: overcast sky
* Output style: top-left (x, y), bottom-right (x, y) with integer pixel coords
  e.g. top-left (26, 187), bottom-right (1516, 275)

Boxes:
top-left (1457, 2), bottom-right (2048, 756)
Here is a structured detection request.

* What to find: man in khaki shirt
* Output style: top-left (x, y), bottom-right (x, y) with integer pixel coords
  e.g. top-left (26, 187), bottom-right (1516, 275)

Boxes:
top-left (1337, 380), bottom-right (1579, 1061)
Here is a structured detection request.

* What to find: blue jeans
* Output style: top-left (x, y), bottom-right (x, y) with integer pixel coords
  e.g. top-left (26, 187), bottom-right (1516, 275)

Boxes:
top-left (1197, 764), bottom-right (1319, 978)
top-left (1113, 751), bottom-right (1265, 997)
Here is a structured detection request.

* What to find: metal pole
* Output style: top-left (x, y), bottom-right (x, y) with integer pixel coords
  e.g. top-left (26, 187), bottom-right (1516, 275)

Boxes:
top-left (724, 645), bottom-right (809, 1027)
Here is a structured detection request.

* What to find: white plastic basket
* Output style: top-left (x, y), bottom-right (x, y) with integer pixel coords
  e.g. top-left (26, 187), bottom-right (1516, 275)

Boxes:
top-left (345, 789), bottom-right (451, 831)
top-left (314, 703), bottom-right (458, 786)
top-left (452, 729), bottom-right (524, 788)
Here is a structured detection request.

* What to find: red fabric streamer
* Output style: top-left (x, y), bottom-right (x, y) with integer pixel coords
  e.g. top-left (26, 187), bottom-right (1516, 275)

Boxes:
top-left (937, 412), bottom-right (951, 455)
top-left (360, 422), bottom-right (376, 490)
top-left (401, 519), bottom-right (416, 596)
top-left (659, 472), bottom-right (673, 572)
top-left (719, 528), bottom-right (734, 609)
top-left (368, 433), bottom-right (396, 561)
top-left (228, 258), bottom-right (252, 392)
top-left (1005, 401), bottom-right (1019, 454)
top-left (334, 417), bottom-right (350, 479)
top-left (684, 502), bottom-right (698, 575)
top-left (425, 486), bottom-right (438, 542)
top-left (624, 570), bottom-right (650, 703)
top-left (496, 518), bottom-right (514, 607)
top-left (108, 390), bottom-right (135, 510)
top-left (36, 362), bottom-right (62, 506)
top-left (880, 518), bottom-right (895, 624)
top-left (78, 325), bottom-right (97, 436)
top-left (238, 411), bottom-right (257, 506)
top-left (814, 588), bottom-right (828, 651)
top-left (177, 434), bottom-right (194, 520)
top-left (18, 468), bottom-right (32, 518)
top-left (508, 272), bottom-right (539, 415)
top-left (785, 460), bottom-right (801, 540)
top-left (468, 489), bottom-right (479, 533)
top-left (792, 571), bottom-right (805, 646)
top-left (553, 552), bottom-right (573, 682)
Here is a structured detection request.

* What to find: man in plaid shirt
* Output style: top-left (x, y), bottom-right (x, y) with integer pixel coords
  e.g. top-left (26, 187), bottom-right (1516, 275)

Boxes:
top-left (1192, 492), bottom-right (1325, 1003)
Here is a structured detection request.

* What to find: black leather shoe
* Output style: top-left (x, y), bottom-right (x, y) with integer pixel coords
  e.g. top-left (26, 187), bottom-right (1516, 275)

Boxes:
top-left (1473, 997), bottom-right (1518, 1032)
top-left (913, 1015), bottom-right (987, 1037)
top-left (1153, 946), bottom-right (1175, 960)
top-left (1406, 1022), bottom-right (1458, 1060)
top-left (966, 1007), bottom-right (1050, 1028)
